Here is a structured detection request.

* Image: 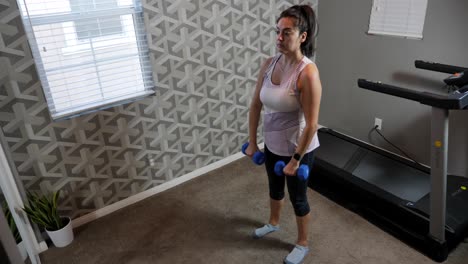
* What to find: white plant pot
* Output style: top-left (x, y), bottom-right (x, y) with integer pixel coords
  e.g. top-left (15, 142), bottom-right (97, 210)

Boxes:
top-left (17, 240), bottom-right (28, 261)
top-left (46, 217), bottom-right (74, 248)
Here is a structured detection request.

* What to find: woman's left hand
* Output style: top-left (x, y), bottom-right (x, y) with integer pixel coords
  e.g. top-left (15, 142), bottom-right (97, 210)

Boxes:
top-left (283, 159), bottom-right (300, 176)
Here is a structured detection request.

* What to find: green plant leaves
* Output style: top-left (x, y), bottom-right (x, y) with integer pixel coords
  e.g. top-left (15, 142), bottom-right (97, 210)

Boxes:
top-left (2, 201), bottom-right (21, 243)
top-left (22, 191), bottom-right (64, 231)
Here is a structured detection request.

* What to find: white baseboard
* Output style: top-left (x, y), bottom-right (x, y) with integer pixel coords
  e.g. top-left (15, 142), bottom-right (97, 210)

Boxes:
top-left (72, 143), bottom-right (264, 228)
top-left (38, 241), bottom-right (48, 253)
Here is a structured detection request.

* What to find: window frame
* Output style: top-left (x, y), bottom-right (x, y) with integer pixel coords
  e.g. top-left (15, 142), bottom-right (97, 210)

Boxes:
top-left (18, 1), bottom-right (155, 121)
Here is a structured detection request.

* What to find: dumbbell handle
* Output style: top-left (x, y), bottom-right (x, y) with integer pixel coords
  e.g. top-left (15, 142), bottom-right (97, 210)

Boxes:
top-left (242, 143), bottom-right (265, 165)
top-left (274, 161), bottom-right (309, 181)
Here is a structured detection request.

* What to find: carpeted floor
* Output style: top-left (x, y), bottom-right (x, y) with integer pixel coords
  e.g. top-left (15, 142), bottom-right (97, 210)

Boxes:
top-left (39, 157), bottom-right (468, 264)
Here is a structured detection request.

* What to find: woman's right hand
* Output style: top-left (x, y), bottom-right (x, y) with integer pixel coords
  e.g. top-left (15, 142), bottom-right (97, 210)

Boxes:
top-left (245, 143), bottom-right (259, 157)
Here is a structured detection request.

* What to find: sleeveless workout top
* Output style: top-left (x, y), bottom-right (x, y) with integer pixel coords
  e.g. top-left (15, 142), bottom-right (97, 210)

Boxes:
top-left (259, 54), bottom-right (320, 156)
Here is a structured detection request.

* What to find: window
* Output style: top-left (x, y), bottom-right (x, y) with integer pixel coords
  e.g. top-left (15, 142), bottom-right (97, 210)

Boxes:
top-left (368, 0), bottom-right (428, 39)
top-left (18, 0), bottom-right (154, 120)
top-left (71, 0), bottom-right (124, 40)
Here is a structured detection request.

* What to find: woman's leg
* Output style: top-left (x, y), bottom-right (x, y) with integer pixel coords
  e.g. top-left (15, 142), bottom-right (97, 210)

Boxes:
top-left (286, 150), bottom-right (314, 246)
top-left (253, 146), bottom-right (286, 238)
top-left (295, 212), bottom-right (311, 246)
top-left (269, 198), bottom-right (284, 226)
top-left (284, 151), bottom-right (314, 263)
top-left (265, 145), bottom-right (287, 224)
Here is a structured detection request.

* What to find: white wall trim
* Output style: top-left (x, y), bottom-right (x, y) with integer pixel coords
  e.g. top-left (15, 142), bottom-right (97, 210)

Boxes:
top-left (72, 143), bottom-right (264, 228)
top-left (38, 241), bottom-right (48, 253)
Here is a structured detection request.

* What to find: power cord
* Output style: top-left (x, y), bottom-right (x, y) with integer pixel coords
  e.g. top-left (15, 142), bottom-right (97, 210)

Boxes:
top-left (371, 125), bottom-right (423, 167)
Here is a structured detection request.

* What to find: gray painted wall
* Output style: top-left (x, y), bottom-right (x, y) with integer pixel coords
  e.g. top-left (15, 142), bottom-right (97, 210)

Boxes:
top-left (0, 0), bottom-right (317, 218)
top-left (316, 0), bottom-right (468, 177)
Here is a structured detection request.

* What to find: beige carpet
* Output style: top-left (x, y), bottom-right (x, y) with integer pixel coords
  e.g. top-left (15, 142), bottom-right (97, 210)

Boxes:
top-left (39, 157), bottom-right (468, 264)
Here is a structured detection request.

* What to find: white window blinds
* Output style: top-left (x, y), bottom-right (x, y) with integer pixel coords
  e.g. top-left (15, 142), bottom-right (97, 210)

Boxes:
top-left (368, 0), bottom-right (428, 39)
top-left (18, 0), bottom-right (155, 120)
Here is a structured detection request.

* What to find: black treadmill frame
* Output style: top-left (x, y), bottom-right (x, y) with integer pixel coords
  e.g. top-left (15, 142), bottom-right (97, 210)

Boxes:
top-left (308, 128), bottom-right (468, 261)
top-left (308, 60), bottom-right (468, 262)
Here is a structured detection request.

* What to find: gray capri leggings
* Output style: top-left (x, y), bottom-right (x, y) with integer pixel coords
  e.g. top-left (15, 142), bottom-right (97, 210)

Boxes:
top-left (264, 145), bottom-right (315, 217)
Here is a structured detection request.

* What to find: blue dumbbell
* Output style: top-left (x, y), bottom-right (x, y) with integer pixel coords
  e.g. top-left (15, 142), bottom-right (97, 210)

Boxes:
top-left (274, 161), bottom-right (309, 181)
top-left (242, 142), bottom-right (265, 165)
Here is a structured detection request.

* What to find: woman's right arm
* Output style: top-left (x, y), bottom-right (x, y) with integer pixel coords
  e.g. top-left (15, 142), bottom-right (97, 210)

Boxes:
top-left (246, 57), bottom-right (272, 156)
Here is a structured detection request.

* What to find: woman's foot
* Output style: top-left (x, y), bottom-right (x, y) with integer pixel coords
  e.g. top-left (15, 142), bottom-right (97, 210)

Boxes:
top-left (252, 224), bottom-right (280, 239)
top-left (284, 244), bottom-right (309, 264)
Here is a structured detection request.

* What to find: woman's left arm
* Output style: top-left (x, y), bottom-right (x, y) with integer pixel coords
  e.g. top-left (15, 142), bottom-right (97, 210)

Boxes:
top-left (283, 63), bottom-right (322, 176)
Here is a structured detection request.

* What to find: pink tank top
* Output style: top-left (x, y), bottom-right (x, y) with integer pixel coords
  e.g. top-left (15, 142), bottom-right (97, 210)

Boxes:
top-left (259, 54), bottom-right (320, 156)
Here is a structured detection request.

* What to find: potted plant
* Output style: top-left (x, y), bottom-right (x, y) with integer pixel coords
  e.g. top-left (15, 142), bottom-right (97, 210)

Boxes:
top-left (22, 190), bottom-right (74, 248)
top-left (2, 201), bottom-right (27, 260)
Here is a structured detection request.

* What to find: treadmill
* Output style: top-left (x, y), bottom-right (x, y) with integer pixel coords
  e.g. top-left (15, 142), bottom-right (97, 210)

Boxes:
top-left (308, 60), bottom-right (468, 262)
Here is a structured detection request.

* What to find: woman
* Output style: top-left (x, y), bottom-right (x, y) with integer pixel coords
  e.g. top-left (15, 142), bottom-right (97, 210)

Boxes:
top-left (245, 4), bottom-right (322, 264)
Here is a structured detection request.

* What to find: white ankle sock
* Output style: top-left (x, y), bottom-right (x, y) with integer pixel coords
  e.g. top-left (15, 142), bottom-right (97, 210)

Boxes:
top-left (252, 224), bottom-right (280, 239)
top-left (284, 245), bottom-right (309, 264)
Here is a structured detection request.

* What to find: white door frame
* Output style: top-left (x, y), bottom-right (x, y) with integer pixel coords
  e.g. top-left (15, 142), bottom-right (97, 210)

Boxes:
top-left (0, 140), bottom-right (46, 264)
top-left (0, 206), bottom-right (23, 264)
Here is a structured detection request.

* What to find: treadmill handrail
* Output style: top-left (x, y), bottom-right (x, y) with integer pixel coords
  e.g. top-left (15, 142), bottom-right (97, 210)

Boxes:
top-left (357, 79), bottom-right (468, 109)
top-left (415, 60), bottom-right (468, 74)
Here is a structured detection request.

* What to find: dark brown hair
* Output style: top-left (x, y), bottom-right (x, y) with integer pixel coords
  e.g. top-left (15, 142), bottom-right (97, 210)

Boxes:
top-left (277, 5), bottom-right (318, 57)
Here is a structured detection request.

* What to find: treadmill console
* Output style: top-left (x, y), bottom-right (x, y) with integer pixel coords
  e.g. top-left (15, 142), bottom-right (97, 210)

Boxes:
top-left (444, 71), bottom-right (468, 88)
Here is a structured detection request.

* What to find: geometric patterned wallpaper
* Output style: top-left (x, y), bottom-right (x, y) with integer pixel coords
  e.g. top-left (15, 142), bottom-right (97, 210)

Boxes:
top-left (0, 0), bottom-right (316, 218)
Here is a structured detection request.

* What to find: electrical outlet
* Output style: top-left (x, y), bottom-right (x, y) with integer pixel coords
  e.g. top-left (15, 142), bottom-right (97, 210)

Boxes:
top-left (374, 118), bottom-right (382, 130)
